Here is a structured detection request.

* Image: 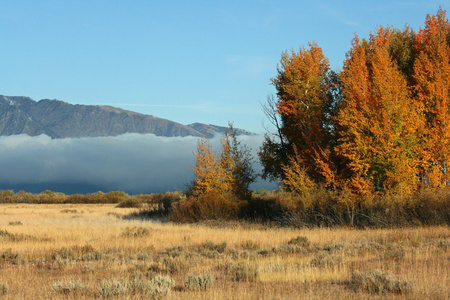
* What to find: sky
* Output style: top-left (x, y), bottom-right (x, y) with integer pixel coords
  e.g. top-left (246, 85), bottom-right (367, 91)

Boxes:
top-left (0, 0), bottom-right (447, 134)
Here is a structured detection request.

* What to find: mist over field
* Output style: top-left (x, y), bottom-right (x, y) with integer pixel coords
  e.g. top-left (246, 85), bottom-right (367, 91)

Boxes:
top-left (0, 133), bottom-right (273, 194)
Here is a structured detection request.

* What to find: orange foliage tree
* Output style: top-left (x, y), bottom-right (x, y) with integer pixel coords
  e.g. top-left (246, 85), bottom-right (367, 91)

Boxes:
top-left (337, 27), bottom-right (422, 196)
top-left (261, 42), bottom-right (339, 188)
top-left (414, 7), bottom-right (450, 187)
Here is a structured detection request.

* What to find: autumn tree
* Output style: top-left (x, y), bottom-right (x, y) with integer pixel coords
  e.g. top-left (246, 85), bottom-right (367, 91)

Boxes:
top-left (191, 138), bottom-right (233, 196)
top-left (413, 7), bottom-right (450, 187)
top-left (192, 124), bottom-right (256, 200)
top-left (336, 27), bottom-right (422, 195)
top-left (221, 124), bottom-right (256, 200)
top-left (259, 42), bottom-right (340, 187)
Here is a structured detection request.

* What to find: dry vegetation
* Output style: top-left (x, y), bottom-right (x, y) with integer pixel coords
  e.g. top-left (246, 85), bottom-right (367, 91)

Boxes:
top-left (0, 203), bottom-right (448, 299)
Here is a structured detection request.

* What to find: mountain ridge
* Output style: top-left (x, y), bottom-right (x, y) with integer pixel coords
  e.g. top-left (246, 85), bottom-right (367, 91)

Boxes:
top-left (0, 95), bottom-right (253, 139)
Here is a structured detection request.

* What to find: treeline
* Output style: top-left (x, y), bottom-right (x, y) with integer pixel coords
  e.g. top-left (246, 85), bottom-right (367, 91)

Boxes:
top-left (0, 189), bottom-right (182, 205)
top-left (0, 188), bottom-right (448, 227)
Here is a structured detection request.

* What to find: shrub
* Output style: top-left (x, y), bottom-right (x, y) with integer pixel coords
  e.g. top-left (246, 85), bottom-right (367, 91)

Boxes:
top-left (0, 282), bottom-right (8, 296)
top-left (199, 241), bottom-right (227, 253)
top-left (0, 190), bottom-right (15, 203)
top-left (1, 249), bottom-right (19, 264)
top-left (185, 274), bottom-right (214, 290)
top-left (121, 227), bottom-right (150, 238)
top-left (257, 263), bottom-right (285, 273)
top-left (116, 198), bottom-right (142, 208)
top-left (350, 270), bottom-right (413, 294)
top-left (0, 229), bottom-right (27, 242)
top-left (98, 280), bottom-right (128, 298)
top-left (170, 190), bottom-right (245, 222)
top-left (38, 190), bottom-right (65, 204)
top-left (81, 251), bottom-right (103, 261)
top-left (52, 280), bottom-right (90, 296)
top-left (287, 236), bottom-right (310, 247)
top-left (310, 252), bottom-right (338, 267)
top-left (230, 263), bottom-right (258, 282)
top-left (383, 247), bottom-right (406, 261)
top-left (147, 275), bottom-right (175, 297)
top-left (52, 248), bottom-right (78, 260)
top-left (8, 221), bottom-right (23, 226)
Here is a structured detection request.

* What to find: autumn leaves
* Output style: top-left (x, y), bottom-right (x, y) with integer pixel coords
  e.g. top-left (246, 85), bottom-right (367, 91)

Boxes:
top-left (261, 8), bottom-right (450, 197)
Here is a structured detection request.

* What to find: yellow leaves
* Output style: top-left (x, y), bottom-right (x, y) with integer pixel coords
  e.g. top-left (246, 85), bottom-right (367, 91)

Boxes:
top-left (413, 7), bottom-right (450, 187)
top-left (281, 148), bottom-right (315, 196)
top-left (192, 124), bottom-right (255, 200)
top-left (192, 138), bottom-right (234, 196)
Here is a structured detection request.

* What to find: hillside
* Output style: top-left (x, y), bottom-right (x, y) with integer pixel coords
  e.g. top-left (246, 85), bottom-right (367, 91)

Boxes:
top-left (0, 95), bottom-right (252, 138)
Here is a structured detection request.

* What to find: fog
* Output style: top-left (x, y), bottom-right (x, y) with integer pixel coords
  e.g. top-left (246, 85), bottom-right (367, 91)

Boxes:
top-left (0, 133), bottom-right (275, 194)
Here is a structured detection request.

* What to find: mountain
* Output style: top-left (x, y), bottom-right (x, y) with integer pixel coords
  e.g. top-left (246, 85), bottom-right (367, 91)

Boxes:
top-left (0, 95), bottom-right (253, 138)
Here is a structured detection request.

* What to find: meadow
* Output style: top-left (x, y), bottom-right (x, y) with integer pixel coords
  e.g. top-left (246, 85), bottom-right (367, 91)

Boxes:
top-left (0, 203), bottom-right (448, 299)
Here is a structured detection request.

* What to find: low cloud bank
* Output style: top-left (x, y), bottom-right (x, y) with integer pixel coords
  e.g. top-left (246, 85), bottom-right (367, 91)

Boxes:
top-left (0, 133), bottom-right (275, 194)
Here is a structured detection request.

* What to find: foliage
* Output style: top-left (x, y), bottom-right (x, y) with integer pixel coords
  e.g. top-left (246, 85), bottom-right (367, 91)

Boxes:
top-left (414, 7), bottom-right (450, 187)
top-left (337, 26), bottom-right (422, 196)
top-left (175, 123), bottom-right (256, 221)
top-left (191, 123), bottom-right (256, 199)
top-left (259, 7), bottom-right (450, 201)
top-left (260, 42), bottom-right (339, 186)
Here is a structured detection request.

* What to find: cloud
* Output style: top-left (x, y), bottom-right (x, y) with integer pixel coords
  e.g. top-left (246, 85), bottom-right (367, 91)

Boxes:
top-left (0, 133), bottom-right (275, 194)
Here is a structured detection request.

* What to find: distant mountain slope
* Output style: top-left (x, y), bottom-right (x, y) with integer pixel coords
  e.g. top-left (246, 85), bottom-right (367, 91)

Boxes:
top-left (0, 95), bottom-right (252, 138)
top-left (187, 122), bottom-right (253, 138)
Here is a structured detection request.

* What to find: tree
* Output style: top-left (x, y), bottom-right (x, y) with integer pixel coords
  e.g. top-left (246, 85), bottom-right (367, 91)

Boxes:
top-left (259, 42), bottom-right (338, 186)
top-left (413, 7), bottom-right (450, 187)
top-left (192, 123), bottom-right (256, 200)
top-left (258, 95), bottom-right (288, 182)
top-left (221, 123), bottom-right (257, 200)
top-left (337, 27), bottom-right (422, 195)
top-left (191, 138), bottom-right (233, 196)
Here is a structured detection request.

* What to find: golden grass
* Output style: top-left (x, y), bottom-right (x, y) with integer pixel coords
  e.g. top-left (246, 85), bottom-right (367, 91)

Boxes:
top-left (0, 203), bottom-right (449, 299)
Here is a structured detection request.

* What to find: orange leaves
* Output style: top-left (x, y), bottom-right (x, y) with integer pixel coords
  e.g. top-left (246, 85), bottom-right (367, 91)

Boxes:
top-left (260, 8), bottom-right (450, 200)
top-left (337, 26), bottom-right (422, 195)
top-left (413, 7), bottom-right (450, 187)
top-left (270, 41), bottom-right (335, 185)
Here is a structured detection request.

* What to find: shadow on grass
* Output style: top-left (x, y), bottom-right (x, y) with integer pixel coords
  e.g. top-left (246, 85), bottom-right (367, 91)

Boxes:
top-left (121, 209), bottom-right (169, 223)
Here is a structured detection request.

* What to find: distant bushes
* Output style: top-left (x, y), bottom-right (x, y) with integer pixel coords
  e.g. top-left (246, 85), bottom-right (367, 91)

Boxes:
top-left (0, 190), bottom-right (132, 204)
top-left (0, 190), bottom-right (182, 207)
top-left (0, 188), bottom-right (448, 227)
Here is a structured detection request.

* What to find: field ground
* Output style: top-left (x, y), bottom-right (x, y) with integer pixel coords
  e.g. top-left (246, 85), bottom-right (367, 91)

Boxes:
top-left (0, 203), bottom-right (449, 299)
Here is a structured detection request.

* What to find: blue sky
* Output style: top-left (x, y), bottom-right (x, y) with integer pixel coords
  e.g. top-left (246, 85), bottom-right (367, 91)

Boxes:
top-left (0, 1), bottom-right (447, 133)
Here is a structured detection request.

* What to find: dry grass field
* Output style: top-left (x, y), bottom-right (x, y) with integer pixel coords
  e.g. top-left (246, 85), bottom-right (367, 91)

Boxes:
top-left (0, 203), bottom-right (449, 299)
